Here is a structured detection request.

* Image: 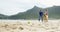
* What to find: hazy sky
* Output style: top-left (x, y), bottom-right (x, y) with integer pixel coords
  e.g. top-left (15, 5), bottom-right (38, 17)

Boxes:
top-left (0, 0), bottom-right (60, 15)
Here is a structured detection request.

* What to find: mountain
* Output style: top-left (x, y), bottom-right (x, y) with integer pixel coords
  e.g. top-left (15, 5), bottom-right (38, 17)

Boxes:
top-left (48, 6), bottom-right (60, 19)
top-left (0, 6), bottom-right (60, 19)
top-left (8, 6), bottom-right (42, 19)
top-left (8, 6), bottom-right (60, 19)
top-left (0, 14), bottom-right (8, 19)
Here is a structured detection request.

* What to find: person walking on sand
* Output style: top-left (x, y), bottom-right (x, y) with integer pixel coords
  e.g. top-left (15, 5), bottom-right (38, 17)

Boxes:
top-left (43, 9), bottom-right (48, 22)
top-left (39, 10), bottom-right (44, 22)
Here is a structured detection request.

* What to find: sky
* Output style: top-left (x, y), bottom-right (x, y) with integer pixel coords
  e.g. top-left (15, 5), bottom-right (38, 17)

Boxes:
top-left (0, 0), bottom-right (60, 15)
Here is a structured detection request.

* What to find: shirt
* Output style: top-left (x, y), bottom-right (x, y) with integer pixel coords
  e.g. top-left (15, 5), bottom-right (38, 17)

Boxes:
top-left (39, 11), bottom-right (43, 16)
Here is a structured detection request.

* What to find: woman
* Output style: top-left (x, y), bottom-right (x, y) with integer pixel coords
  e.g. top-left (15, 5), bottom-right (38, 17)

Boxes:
top-left (43, 9), bottom-right (48, 22)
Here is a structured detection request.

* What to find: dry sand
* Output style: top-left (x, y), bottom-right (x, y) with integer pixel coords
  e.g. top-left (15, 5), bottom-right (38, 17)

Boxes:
top-left (0, 20), bottom-right (60, 32)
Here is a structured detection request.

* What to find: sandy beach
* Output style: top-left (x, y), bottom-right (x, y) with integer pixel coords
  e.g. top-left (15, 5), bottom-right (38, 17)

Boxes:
top-left (0, 20), bottom-right (60, 32)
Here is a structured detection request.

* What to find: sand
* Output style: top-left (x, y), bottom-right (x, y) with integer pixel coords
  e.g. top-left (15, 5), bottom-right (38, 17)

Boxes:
top-left (0, 20), bottom-right (60, 32)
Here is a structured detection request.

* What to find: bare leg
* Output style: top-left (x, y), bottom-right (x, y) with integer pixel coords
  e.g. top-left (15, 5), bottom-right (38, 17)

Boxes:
top-left (41, 16), bottom-right (43, 22)
top-left (39, 16), bottom-right (40, 21)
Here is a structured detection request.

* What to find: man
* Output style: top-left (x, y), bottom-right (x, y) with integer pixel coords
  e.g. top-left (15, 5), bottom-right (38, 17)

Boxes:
top-left (39, 10), bottom-right (43, 22)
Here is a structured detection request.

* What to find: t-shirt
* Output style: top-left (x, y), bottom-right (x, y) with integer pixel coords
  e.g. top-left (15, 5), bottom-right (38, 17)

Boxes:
top-left (39, 11), bottom-right (43, 16)
top-left (45, 11), bottom-right (48, 15)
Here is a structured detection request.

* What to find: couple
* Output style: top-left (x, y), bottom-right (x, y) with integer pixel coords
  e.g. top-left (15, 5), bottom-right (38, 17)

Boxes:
top-left (39, 9), bottom-right (48, 22)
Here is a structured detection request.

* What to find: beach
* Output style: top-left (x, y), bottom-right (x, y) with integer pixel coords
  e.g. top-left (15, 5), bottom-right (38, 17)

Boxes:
top-left (0, 20), bottom-right (60, 32)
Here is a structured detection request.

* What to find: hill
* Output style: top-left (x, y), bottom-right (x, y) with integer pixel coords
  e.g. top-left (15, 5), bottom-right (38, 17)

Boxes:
top-left (0, 6), bottom-right (60, 19)
top-left (48, 6), bottom-right (60, 19)
top-left (0, 14), bottom-right (8, 19)
top-left (8, 6), bottom-right (42, 19)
